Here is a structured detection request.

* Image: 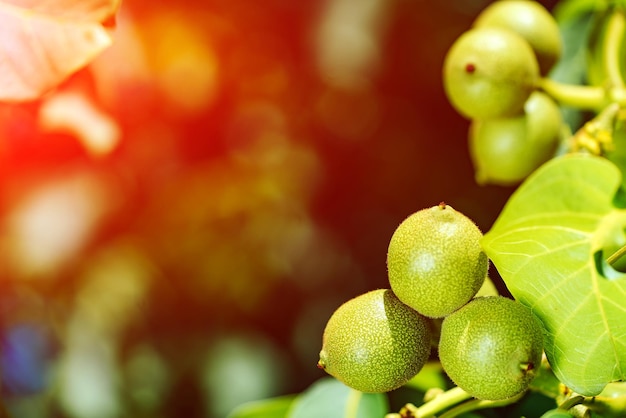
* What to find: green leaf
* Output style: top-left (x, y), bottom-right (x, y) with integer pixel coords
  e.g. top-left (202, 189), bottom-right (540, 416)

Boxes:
top-left (482, 154), bottom-right (626, 396)
top-left (227, 395), bottom-right (296, 418)
top-left (552, 0), bottom-right (604, 23)
top-left (288, 377), bottom-right (389, 418)
top-left (550, 0), bottom-right (597, 132)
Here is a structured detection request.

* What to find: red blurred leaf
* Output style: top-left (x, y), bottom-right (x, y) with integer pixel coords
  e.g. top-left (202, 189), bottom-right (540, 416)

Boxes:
top-left (0, 0), bottom-right (120, 101)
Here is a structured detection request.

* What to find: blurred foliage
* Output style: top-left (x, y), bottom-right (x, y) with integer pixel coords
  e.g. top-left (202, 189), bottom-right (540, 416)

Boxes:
top-left (0, 0), bottom-right (561, 417)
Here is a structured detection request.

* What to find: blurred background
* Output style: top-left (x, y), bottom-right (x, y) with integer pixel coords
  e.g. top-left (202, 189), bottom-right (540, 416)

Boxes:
top-left (0, 0), bottom-right (558, 417)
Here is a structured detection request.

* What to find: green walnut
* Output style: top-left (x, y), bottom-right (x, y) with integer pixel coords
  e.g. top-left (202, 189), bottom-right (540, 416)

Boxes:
top-left (439, 296), bottom-right (544, 400)
top-left (318, 289), bottom-right (431, 393)
top-left (469, 90), bottom-right (562, 185)
top-left (387, 203), bottom-right (489, 318)
top-left (443, 27), bottom-right (539, 119)
top-left (474, 0), bottom-right (562, 75)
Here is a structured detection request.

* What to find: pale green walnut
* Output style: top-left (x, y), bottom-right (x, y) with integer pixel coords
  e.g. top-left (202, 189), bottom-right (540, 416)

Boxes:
top-left (387, 203), bottom-right (488, 318)
top-left (443, 27), bottom-right (539, 119)
top-left (318, 289), bottom-right (431, 393)
top-left (469, 90), bottom-right (562, 186)
top-left (473, 0), bottom-right (562, 75)
top-left (439, 296), bottom-right (544, 401)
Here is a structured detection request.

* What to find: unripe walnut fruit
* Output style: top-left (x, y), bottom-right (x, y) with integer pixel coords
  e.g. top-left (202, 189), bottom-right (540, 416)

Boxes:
top-left (469, 90), bottom-right (562, 185)
top-left (439, 296), bottom-right (544, 400)
top-left (387, 203), bottom-right (489, 318)
top-left (473, 0), bottom-right (562, 75)
top-left (318, 289), bottom-right (431, 393)
top-left (443, 27), bottom-right (539, 119)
